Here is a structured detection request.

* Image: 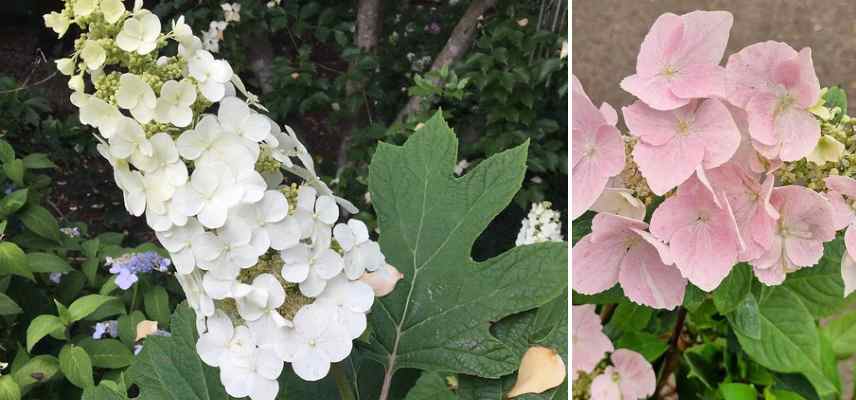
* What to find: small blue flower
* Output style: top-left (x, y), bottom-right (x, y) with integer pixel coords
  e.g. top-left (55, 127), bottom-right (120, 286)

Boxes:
top-left (48, 272), bottom-right (66, 284)
top-left (108, 251), bottom-right (172, 290)
top-left (92, 320), bottom-right (119, 339)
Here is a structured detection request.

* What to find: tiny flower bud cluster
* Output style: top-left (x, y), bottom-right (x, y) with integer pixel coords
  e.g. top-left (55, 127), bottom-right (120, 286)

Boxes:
top-left (45, 0), bottom-right (400, 397)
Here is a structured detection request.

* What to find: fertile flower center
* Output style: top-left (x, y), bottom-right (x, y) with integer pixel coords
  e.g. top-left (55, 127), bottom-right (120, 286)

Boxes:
top-left (661, 65), bottom-right (677, 79)
top-left (775, 93), bottom-right (796, 116)
top-left (676, 120), bottom-right (691, 136)
top-left (623, 235), bottom-right (640, 251)
top-left (308, 339), bottom-right (317, 347)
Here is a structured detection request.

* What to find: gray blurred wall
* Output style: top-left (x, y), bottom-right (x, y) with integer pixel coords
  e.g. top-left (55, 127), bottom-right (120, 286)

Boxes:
top-left (572, 0), bottom-right (856, 117)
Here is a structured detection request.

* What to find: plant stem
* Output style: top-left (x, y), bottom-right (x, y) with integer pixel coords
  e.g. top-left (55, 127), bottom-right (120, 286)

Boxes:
top-left (129, 284), bottom-right (139, 312)
top-left (599, 303), bottom-right (616, 324)
top-left (655, 307), bottom-right (687, 398)
top-left (332, 362), bottom-right (356, 400)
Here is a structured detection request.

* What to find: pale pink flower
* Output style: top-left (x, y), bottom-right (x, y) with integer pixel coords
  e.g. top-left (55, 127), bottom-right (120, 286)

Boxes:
top-left (623, 98), bottom-right (740, 196)
top-left (590, 367), bottom-right (621, 400)
top-left (751, 185), bottom-right (835, 285)
top-left (573, 213), bottom-right (686, 309)
top-left (590, 350), bottom-right (656, 400)
top-left (571, 305), bottom-right (613, 378)
top-left (650, 176), bottom-right (743, 291)
top-left (620, 11), bottom-right (733, 110)
top-left (572, 75), bottom-right (625, 219)
top-left (703, 162), bottom-right (778, 261)
top-left (824, 176), bottom-right (856, 295)
top-left (727, 103), bottom-right (782, 174)
top-left (725, 41), bottom-right (821, 161)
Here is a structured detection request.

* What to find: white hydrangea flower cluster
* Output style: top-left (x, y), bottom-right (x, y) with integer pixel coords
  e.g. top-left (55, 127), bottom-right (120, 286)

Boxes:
top-left (45, 0), bottom-right (399, 398)
top-left (515, 202), bottom-right (565, 246)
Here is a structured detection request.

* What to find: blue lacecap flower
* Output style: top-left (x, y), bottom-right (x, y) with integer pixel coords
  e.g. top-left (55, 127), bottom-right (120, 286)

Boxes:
top-left (108, 251), bottom-right (172, 290)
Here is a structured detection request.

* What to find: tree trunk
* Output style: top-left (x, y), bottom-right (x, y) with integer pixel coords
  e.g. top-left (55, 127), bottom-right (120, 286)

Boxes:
top-left (394, 0), bottom-right (498, 123)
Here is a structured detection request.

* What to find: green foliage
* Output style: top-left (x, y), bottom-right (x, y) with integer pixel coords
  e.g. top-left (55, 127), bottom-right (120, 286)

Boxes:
top-left (128, 304), bottom-right (229, 400)
top-left (365, 112), bottom-right (567, 383)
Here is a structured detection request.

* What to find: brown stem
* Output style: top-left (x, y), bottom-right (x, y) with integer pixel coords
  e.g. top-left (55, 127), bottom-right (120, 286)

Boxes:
top-left (599, 303), bottom-right (616, 324)
top-left (655, 307), bottom-right (687, 398)
top-left (394, 0), bottom-right (498, 123)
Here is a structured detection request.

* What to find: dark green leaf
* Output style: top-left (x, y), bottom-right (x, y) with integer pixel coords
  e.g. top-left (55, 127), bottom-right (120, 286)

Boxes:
top-left (68, 295), bottom-right (116, 322)
top-left (26, 314), bottom-right (65, 352)
top-left (365, 112), bottom-right (567, 377)
top-left (59, 344), bottom-right (94, 388)
top-left (18, 206), bottom-right (62, 244)
top-left (0, 242), bottom-right (33, 281)
top-left (719, 383), bottom-right (757, 400)
top-left (78, 338), bottom-right (134, 369)
top-left (26, 252), bottom-right (72, 273)
top-left (0, 293), bottom-right (21, 316)
top-left (714, 264), bottom-right (752, 314)
top-left (143, 286), bottom-right (170, 328)
top-left (128, 304), bottom-right (230, 400)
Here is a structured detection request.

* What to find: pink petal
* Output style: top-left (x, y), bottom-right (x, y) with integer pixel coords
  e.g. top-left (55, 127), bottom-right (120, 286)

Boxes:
top-left (573, 86), bottom-right (607, 136)
top-left (774, 108), bottom-right (821, 162)
top-left (622, 101), bottom-right (681, 146)
top-left (600, 103), bottom-right (618, 126)
top-left (725, 41), bottom-right (798, 108)
top-left (671, 11), bottom-right (733, 68)
top-left (620, 74), bottom-right (689, 111)
top-left (784, 237), bottom-right (824, 267)
top-left (842, 253), bottom-right (856, 297)
top-left (846, 224), bottom-right (856, 262)
top-left (754, 263), bottom-right (787, 286)
top-left (635, 13), bottom-right (684, 76)
top-left (750, 234), bottom-right (785, 272)
top-left (670, 63), bottom-right (727, 100)
top-left (590, 212), bottom-right (648, 244)
top-left (650, 188), bottom-right (704, 243)
top-left (572, 234), bottom-right (624, 295)
top-left (590, 369), bottom-right (622, 400)
top-left (791, 48), bottom-right (821, 108)
top-left (692, 98), bottom-right (741, 168)
top-left (824, 191), bottom-right (853, 231)
top-left (630, 228), bottom-right (673, 265)
top-left (572, 305), bottom-right (613, 377)
top-left (612, 349), bottom-right (656, 400)
top-left (745, 92), bottom-right (780, 145)
top-left (669, 216), bottom-right (739, 291)
top-left (775, 186), bottom-right (836, 243)
top-left (826, 176), bottom-right (856, 198)
top-left (572, 162), bottom-right (609, 220)
top-left (572, 125), bottom-right (625, 219)
top-left (633, 137), bottom-right (704, 196)
top-left (619, 239), bottom-right (686, 309)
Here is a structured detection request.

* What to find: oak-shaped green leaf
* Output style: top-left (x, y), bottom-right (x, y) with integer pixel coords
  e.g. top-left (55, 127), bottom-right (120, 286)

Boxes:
top-left (365, 112), bottom-right (567, 380)
top-left (404, 372), bottom-right (456, 400)
top-left (127, 304), bottom-right (230, 400)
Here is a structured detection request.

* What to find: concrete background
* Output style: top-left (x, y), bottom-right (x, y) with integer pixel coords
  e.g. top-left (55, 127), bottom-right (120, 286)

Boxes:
top-left (572, 0), bottom-right (856, 117)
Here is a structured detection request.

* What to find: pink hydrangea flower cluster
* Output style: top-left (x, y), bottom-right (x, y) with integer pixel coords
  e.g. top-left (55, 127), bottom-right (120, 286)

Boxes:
top-left (572, 305), bottom-right (656, 399)
top-left (572, 10), bottom-right (856, 309)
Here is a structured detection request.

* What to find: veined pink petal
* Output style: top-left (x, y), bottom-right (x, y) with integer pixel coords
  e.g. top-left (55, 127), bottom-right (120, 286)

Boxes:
top-left (572, 305), bottom-right (613, 377)
top-left (572, 78), bottom-right (625, 219)
top-left (572, 124), bottom-right (625, 219)
top-left (612, 349), bottom-right (656, 400)
top-left (671, 11), bottom-right (733, 68)
top-left (630, 228), bottom-right (672, 264)
top-left (775, 108), bottom-right (821, 162)
top-left (622, 101), bottom-right (681, 146)
top-left (590, 212), bottom-right (649, 243)
top-left (670, 63), bottom-right (726, 100)
top-left (635, 13), bottom-right (684, 76)
top-left (572, 234), bottom-right (624, 295)
top-left (618, 239), bottom-right (686, 309)
top-left (824, 191), bottom-right (853, 231)
top-left (791, 48), bottom-right (821, 108)
top-left (745, 92), bottom-right (780, 145)
top-left (633, 138), bottom-right (704, 196)
top-left (725, 41), bottom-right (798, 109)
top-left (651, 177), bottom-right (740, 291)
top-left (784, 237), bottom-right (824, 267)
top-left (692, 98), bottom-right (741, 168)
top-left (620, 74), bottom-right (689, 111)
top-left (826, 176), bottom-right (856, 198)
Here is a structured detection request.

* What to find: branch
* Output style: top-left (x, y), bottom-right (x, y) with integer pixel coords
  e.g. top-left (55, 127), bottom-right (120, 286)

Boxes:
top-left (246, 31), bottom-right (275, 95)
top-left (336, 0), bottom-right (382, 172)
top-left (394, 0), bottom-right (498, 123)
top-left (655, 307), bottom-right (687, 398)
